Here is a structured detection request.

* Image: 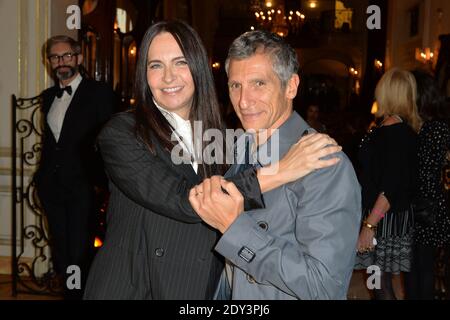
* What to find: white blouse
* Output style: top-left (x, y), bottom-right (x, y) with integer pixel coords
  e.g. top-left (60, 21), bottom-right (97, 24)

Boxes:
top-left (154, 100), bottom-right (198, 173)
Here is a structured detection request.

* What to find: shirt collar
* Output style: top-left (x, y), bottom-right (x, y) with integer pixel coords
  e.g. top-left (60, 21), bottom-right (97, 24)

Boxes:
top-left (237, 111), bottom-right (311, 167)
top-left (153, 99), bottom-right (191, 132)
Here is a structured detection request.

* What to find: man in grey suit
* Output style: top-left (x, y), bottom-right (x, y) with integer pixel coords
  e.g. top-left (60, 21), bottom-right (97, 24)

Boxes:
top-left (189, 30), bottom-right (361, 299)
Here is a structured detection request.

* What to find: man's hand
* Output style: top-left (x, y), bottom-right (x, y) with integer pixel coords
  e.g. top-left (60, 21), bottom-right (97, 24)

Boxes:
top-left (189, 176), bottom-right (244, 233)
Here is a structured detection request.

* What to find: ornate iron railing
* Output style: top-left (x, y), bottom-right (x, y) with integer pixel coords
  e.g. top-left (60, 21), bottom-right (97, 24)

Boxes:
top-left (11, 94), bottom-right (62, 296)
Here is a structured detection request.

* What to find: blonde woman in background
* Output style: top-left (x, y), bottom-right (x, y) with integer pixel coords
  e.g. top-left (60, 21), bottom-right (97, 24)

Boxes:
top-left (354, 68), bottom-right (422, 300)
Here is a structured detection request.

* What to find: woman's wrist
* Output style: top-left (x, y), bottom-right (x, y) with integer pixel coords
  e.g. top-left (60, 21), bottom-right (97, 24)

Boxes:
top-left (272, 158), bottom-right (289, 183)
top-left (256, 164), bottom-right (286, 193)
top-left (366, 208), bottom-right (386, 226)
top-left (371, 208), bottom-right (385, 219)
top-left (362, 219), bottom-right (377, 233)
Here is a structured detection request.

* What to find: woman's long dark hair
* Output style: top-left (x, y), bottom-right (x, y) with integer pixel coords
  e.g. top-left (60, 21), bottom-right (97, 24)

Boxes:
top-left (134, 20), bottom-right (227, 177)
top-left (412, 69), bottom-right (450, 127)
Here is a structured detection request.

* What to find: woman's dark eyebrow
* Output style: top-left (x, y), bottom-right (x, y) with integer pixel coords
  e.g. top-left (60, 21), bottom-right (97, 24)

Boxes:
top-left (147, 56), bottom-right (185, 64)
top-left (147, 59), bottom-right (161, 65)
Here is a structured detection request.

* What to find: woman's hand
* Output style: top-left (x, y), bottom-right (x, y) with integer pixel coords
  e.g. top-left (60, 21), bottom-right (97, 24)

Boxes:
top-left (189, 176), bottom-right (244, 234)
top-left (280, 132), bottom-right (341, 179)
top-left (257, 133), bottom-right (342, 192)
top-left (357, 227), bottom-right (376, 254)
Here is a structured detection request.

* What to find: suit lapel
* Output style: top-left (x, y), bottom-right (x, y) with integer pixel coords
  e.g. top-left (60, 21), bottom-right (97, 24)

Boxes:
top-left (179, 163), bottom-right (201, 183)
top-left (43, 85), bottom-right (58, 114)
top-left (155, 142), bottom-right (201, 185)
top-left (57, 78), bottom-right (86, 145)
top-left (257, 112), bottom-right (307, 166)
top-left (42, 86), bottom-right (59, 144)
top-left (227, 112), bottom-right (310, 170)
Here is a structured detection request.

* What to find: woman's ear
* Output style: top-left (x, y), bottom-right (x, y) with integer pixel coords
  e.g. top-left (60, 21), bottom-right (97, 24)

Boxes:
top-left (285, 74), bottom-right (300, 100)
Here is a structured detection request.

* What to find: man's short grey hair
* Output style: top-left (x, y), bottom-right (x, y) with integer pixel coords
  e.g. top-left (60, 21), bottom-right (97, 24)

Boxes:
top-left (45, 35), bottom-right (81, 57)
top-left (225, 30), bottom-right (299, 87)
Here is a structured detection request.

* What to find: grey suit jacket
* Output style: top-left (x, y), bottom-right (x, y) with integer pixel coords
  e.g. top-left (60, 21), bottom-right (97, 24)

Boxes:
top-left (215, 111), bottom-right (361, 300)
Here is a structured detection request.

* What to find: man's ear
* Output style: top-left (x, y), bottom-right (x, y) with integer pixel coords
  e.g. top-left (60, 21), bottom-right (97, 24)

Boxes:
top-left (285, 74), bottom-right (300, 100)
top-left (76, 54), bottom-right (84, 66)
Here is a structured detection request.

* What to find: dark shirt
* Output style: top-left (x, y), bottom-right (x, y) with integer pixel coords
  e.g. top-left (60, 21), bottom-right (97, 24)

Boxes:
top-left (358, 123), bottom-right (418, 211)
top-left (415, 120), bottom-right (450, 246)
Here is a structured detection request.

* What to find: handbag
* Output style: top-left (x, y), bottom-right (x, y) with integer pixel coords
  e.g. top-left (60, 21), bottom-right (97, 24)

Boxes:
top-left (411, 197), bottom-right (438, 227)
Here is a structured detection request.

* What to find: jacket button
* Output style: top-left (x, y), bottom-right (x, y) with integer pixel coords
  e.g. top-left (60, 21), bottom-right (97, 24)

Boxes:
top-left (155, 248), bottom-right (164, 257)
top-left (246, 274), bottom-right (256, 284)
top-left (258, 221), bottom-right (268, 231)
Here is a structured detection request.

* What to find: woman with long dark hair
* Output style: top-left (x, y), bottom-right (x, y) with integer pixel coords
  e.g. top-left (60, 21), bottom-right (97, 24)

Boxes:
top-left (84, 21), bottom-right (341, 299)
top-left (405, 70), bottom-right (450, 300)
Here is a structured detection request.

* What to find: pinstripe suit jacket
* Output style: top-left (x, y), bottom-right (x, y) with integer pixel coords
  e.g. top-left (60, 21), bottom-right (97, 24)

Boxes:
top-left (84, 112), bottom-right (262, 300)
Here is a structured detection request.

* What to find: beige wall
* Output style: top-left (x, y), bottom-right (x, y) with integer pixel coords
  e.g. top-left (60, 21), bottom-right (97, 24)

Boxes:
top-left (386, 0), bottom-right (450, 71)
top-left (0, 0), bottom-right (20, 276)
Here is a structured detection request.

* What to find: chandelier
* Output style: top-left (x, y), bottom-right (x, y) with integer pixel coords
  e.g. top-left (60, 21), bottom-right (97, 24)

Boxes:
top-left (250, 0), bottom-right (305, 37)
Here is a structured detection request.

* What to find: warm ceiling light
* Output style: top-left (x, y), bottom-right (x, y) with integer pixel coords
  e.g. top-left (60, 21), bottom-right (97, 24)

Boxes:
top-left (277, 9), bottom-right (281, 14)
top-left (309, 1), bottom-right (318, 8)
top-left (265, 1), bottom-right (272, 7)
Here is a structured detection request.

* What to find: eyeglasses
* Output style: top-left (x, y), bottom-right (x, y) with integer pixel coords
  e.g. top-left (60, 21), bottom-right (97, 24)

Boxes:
top-left (48, 52), bottom-right (77, 64)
